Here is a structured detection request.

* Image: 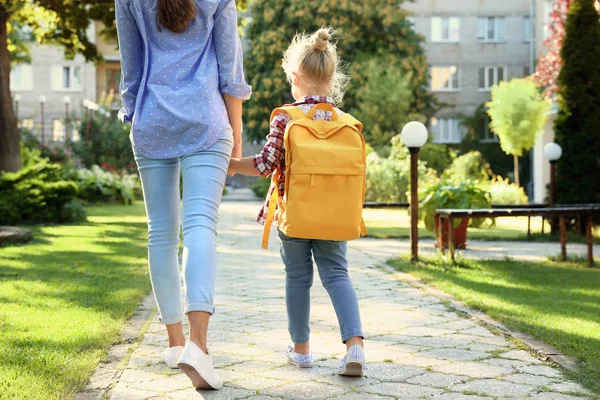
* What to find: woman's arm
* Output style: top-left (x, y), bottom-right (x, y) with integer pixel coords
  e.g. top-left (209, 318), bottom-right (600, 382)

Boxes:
top-left (115, 0), bottom-right (144, 123)
top-left (213, 0), bottom-right (252, 165)
top-left (222, 94), bottom-right (243, 159)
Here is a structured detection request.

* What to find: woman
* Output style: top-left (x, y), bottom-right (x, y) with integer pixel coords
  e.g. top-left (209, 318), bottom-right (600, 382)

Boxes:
top-left (115, 0), bottom-right (251, 390)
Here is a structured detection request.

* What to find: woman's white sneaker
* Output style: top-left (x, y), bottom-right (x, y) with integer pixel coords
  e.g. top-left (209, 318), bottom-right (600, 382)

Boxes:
top-left (339, 344), bottom-right (366, 377)
top-left (162, 346), bottom-right (184, 369)
top-left (177, 341), bottom-right (223, 390)
top-left (286, 345), bottom-right (314, 368)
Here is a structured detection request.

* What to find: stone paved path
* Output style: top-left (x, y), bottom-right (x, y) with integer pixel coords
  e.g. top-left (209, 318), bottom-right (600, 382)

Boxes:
top-left (103, 200), bottom-right (595, 400)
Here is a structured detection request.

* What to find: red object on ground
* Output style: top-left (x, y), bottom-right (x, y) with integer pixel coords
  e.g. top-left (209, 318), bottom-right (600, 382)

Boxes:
top-left (434, 216), bottom-right (469, 250)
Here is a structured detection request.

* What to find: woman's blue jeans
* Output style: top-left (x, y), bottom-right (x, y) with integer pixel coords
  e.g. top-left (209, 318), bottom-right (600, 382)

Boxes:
top-left (134, 136), bottom-right (233, 324)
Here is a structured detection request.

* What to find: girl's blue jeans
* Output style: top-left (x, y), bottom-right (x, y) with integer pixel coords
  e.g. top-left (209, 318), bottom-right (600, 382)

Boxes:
top-left (277, 230), bottom-right (364, 344)
top-left (134, 136), bottom-right (233, 324)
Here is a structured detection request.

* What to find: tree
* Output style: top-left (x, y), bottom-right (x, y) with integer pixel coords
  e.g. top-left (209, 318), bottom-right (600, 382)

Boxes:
top-left (243, 0), bottom-right (436, 144)
top-left (350, 59), bottom-right (424, 147)
top-left (533, 0), bottom-right (600, 98)
top-left (0, 0), bottom-right (249, 173)
top-left (554, 0), bottom-right (600, 209)
top-left (486, 78), bottom-right (551, 188)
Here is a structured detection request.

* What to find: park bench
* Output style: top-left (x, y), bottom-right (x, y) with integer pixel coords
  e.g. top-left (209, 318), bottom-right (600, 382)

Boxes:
top-left (435, 206), bottom-right (600, 266)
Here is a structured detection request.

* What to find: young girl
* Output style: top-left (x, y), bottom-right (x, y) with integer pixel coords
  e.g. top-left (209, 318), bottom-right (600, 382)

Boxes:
top-left (228, 27), bottom-right (366, 376)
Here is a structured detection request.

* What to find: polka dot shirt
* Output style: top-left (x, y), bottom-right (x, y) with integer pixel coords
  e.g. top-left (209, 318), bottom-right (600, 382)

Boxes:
top-left (115, 0), bottom-right (252, 158)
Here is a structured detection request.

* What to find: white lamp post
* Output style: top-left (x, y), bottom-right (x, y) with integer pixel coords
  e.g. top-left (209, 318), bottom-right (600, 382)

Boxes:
top-left (400, 121), bottom-right (428, 262)
top-left (14, 94), bottom-right (21, 123)
top-left (63, 96), bottom-right (71, 150)
top-left (38, 95), bottom-right (47, 145)
top-left (544, 142), bottom-right (562, 235)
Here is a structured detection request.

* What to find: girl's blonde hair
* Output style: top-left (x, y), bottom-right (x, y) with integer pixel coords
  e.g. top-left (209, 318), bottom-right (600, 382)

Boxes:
top-left (282, 27), bottom-right (349, 105)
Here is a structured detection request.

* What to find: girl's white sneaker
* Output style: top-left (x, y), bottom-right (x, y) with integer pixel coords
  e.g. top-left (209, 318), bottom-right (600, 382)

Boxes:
top-left (339, 344), bottom-right (366, 377)
top-left (162, 346), bottom-right (184, 369)
top-left (177, 341), bottom-right (223, 390)
top-left (285, 345), bottom-right (314, 368)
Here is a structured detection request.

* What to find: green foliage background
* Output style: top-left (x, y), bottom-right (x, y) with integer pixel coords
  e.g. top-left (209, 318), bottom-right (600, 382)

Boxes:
top-left (243, 0), bottom-right (436, 143)
top-left (554, 0), bottom-right (600, 206)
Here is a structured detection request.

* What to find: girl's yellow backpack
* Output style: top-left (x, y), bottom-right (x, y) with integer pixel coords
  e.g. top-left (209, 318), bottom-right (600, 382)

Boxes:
top-left (262, 103), bottom-right (368, 249)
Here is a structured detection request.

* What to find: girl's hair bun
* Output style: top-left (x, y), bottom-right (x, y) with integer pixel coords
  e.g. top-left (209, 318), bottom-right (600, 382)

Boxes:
top-left (311, 27), bottom-right (331, 51)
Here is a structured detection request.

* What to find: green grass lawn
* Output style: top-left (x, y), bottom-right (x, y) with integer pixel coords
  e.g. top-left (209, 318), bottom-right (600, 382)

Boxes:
top-left (389, 256), bottom-right (600, 396)
top-left (0, 202), bottom-right (150, 400)
top-left (364, 207), bottom-right (600, 243)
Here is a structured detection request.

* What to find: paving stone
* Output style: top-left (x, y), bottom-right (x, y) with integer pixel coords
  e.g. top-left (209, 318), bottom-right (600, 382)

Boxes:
top-left (500, 349), bottom-right (543, 363)
top-left (518, 365), bottom-right (565, 378)
top-left (451, 379), bottom-right (536, 397)
top-left (431, 394), bottom-right (494, 400)
top-left (421, 348), bottom-right (490, 362)
top-left (361, 382), bottom-right (443, 397)
top-left (264, 381), bottom-right (347, 399)
top-left (365, 363), bottom-right (425, 381)
top-left (549, 381), bottom-right (594, 396)
top-left (527, 393), bottom-right (595, 400)
top-left (406, 372), bottom-right (469, 387)
top-left (329, 394), bottom-right (394, 400)
top-left (435, 361), bottom-right (513, 378)
top-left (109, 387), bottom-right (158, 400)
top-left (501, 373), bottom-right (558, 386)
top-left (196, 386), bottom-right (255, 400)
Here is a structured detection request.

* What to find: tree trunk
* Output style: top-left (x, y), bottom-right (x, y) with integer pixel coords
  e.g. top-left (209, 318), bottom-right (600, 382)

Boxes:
top-left (0, 7), bottom-right (21, 173)
top-left (513, 154), bottom-right (520, 188)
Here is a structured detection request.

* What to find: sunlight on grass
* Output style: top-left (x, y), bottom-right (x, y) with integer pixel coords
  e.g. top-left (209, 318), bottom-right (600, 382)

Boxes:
top-left (389, 256), bottom-right (600, 395)
top-left (0, 202), bottom-right (150, 400)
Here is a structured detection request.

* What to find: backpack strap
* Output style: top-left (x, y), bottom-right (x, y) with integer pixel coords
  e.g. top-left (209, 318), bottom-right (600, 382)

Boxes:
top-left (261, 107), bottom-right (305, 250)
top-left (270, 106), bottom-right (306, 123)
top-left (261, 168), bottom-right (283, 249)
top-left (339, 113), bottom-right (363, 133)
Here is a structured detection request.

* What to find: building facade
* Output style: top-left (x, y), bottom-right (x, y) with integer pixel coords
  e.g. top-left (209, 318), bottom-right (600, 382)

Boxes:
top-left (404, 0), bottom-right (535, 145)
top-left (10, 25), bottom-right (97, 145)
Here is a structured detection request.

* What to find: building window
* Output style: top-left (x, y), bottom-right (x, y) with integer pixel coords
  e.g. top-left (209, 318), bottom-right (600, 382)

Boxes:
top-left (51, 66), bottom-right (83, 91)
top-left (52, 119), bottom-right (65, 142)
top-left (480, 117), bottom-right (498, 143)
top-left (431, 118), bottom-right (462, 144)
top-left (478, 17), bottom-right (505, 42)
top-left (524, 16), bottom-right (533, 42)
top-left (478, 66), bottom-right (505, 90)
top-left (431, 17), bottom-right (460, 42)
top-left (431, 66), bottom-right (460, 91)
top-left (106, 69), bottom-right (121, 94)
top-left (10, 64), bottom-right (33, 91)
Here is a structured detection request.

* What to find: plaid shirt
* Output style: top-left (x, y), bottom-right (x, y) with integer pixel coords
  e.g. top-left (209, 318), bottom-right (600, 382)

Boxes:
top-left (253, 96), bottom-right (343, 224)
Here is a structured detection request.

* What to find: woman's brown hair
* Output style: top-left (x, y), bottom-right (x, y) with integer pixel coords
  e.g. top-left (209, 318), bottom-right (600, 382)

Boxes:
top-left (156, 0), bottom-right (197, 34)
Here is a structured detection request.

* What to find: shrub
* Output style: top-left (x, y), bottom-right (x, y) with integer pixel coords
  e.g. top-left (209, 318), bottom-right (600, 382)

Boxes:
top-left (419, 181), bottom-right (492, 232)
top-left (420, 143), bottom-right (456, 174)
top-left (251, 178), bottom-right (271, 199)
top-left (442, 151), bottom-right (493, 183)
top-left (0, 161), bottom-right (86, 225)
top-left (72, 112), bottom-right (136, 172)
top-left (74, 165), bottom-right (139, 205)
top-left (483, 176), bottom-right (529, 205)
top-left (366, 135), bottom-right (438, 203)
